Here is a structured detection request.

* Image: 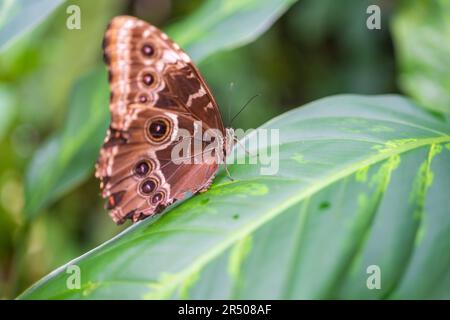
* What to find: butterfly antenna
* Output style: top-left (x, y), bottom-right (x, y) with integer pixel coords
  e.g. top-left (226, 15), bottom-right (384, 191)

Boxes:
top-left (229, 94), bottom-right (260, 126)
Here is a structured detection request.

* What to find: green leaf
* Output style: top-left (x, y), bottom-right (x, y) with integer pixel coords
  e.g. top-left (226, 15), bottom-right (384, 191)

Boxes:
top-left (0, 0), bottom-right (65, 52)
top-left (167, 0), bottom-right (297, 61)
top-left (19, 95), bottom-right (450, 299)
top-left (23, 0), bottom-right (296, 218)
top-left (24, 68), bottom-right (109, 218)
top-left (392, 0), bottom-right (450, 115)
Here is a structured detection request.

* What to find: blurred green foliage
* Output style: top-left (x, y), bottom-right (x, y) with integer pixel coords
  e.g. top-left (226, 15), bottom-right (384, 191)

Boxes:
top-left (5, 0), bottom-right (448, 299)
top-left (24, 68), bottom-right (109, 219)
top-left (0, 0), bottom-right (65, 51)
top-left (392, 0), bottom-right (450, 115)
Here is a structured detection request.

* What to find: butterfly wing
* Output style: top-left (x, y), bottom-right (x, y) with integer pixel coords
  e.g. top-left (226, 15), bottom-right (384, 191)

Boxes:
top-left (96, 16), bottom-right (226, 224)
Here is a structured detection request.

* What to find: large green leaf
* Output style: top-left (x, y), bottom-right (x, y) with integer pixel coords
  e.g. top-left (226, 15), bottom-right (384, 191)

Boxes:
top-left (19, 95), bottom-right (450, 299)
top-left (24, 68), bottom-right (109, 218)
top-left (392, 0), bottom-right (450, 115)
top-left (23, 0), bottom-right (297, 219)
top-left (0, 0), bottom-right (65, 52)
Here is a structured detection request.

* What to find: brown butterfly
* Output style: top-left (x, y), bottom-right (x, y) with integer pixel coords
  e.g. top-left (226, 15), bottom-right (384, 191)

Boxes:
top-left (95, 16), bottom-right (234, 224)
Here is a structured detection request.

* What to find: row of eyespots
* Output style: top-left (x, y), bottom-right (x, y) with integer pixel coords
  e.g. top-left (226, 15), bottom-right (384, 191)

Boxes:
top-left (134, 41), bottom-right (169, 207)
top-left (133, 160), bottom-right (165, 205)
top-left (139, 43), bottom-right (154, 104)
top-left (105, 42), bottom-right (155, 104)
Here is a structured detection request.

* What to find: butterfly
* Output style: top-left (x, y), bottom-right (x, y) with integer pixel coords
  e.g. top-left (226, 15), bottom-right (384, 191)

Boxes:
top-left (95, 16), bottom-right (234, 224)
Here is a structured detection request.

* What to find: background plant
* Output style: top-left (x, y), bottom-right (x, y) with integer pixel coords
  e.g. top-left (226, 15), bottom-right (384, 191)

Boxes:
top-left (0, 0), bottom-right (448, 299)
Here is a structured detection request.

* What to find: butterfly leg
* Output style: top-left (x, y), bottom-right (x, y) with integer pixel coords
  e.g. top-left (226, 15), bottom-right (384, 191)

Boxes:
top-left (223, 147), bottom-right (234, 181)
top-left (224, 162), bottom-right (234, 181)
